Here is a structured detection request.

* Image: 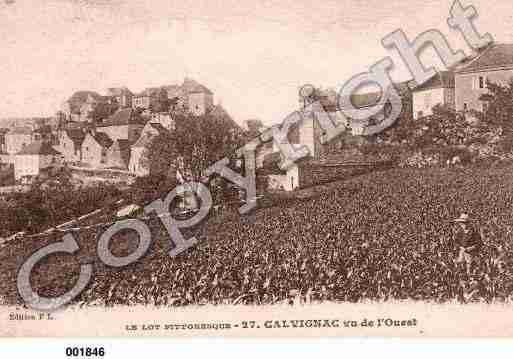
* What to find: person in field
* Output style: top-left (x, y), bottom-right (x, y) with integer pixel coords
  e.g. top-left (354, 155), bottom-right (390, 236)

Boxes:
top-left (453, 213), bottom-right (484, 274)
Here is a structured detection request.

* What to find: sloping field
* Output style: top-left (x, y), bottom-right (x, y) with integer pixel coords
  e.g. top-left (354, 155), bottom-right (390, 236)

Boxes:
top-left (1, 162), bottom-right (513, 307)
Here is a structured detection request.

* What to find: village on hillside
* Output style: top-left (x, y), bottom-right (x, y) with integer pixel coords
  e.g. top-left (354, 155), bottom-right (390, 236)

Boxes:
top-left (0, 77), bottom-right (246, 190)
top-left (2, 43), bottom-right (513, 196)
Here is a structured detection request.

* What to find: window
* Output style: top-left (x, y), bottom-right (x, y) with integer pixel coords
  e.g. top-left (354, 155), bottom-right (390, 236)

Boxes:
top-left (479, 76), bottom-right (485, 89)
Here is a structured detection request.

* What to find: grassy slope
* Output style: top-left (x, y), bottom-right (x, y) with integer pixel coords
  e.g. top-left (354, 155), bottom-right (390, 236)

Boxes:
top-left (2, 162), bottom-right (513, 306)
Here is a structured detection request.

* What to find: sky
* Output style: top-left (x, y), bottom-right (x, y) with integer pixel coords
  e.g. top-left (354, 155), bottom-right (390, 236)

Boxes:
top-left (0, 0), bottom-right (512, 125)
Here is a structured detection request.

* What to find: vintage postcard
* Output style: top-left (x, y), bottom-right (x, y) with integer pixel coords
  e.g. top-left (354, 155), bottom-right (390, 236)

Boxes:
top-left (1, 0), bottom-right (513, 338)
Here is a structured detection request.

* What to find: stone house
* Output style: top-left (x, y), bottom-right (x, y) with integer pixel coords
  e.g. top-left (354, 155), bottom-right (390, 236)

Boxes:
top-left (254, 114), bottom-right (323, 191)
top-left (411, 71), bottom-right (455, 119)
top-left (14, 141), bottom-right (61, 181)
top-left (257, 86), bottom-right (402, 191)
top-left (57, 129), bottom-right (86, 163)
top-left (81, 132), bottom-right (113, 168)
top-left (182, 78), bottom-right (214, 116)
top-left (128, 122), bottom-right (170, 176)
top-left (454, 43), bottom-right (513, 113)
top-left (96, 108), bottom-right (145, 143)
top-left (5, 127), bottom-right (35, 156)
top-left (409, 43), bottom-right (513, 115)
top-left (129, 135), bottom-right (152, 176)
top-left (163, 78), bottom-right (214, 116)
top-left (61, 91), bottom-right (112, 122)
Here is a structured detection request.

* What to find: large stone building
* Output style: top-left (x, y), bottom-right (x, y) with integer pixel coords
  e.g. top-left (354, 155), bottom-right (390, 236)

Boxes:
top-left (454, 43), bottom-right (513, 113)
top-left (163, 78), bottom-right (214, 116)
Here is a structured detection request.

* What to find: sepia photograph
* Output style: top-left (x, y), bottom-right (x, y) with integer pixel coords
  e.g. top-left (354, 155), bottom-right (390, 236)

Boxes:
top-left (1, 0), bottom-right (513, 339)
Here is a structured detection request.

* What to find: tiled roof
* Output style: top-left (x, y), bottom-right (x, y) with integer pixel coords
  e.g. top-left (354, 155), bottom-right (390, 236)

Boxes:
top-left (411, 71), bottom-right (455, 91)
top-left (132, 133), bottom-right (155, 148)
top-left (162, 85), bottom-right (183, 99)
top-left (64, 129), bottom-right (86, 148)
top-left (17, 141), bottom-right (61, 156)
top-left (98, 108), bottom-right (145, 127)
top-left (107, 87), bottom-right (133, 97)
top-left (92, 132), bottom-right (114, 148)
top-left (181, 78), bottom-right (213, 95)
top-left (457, 43), bottom-right (513, 73)
top-left (65, 91), bottom-right (105, 114)
top-left (161, 78), bottom-right (213, 98)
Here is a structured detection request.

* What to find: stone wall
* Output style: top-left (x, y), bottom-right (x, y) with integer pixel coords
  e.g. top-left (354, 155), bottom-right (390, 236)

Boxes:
top-left (298, 161), bottom-right (391, 189)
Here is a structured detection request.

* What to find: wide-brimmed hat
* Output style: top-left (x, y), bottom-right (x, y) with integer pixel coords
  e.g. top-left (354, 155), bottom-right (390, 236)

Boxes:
top-left (454, 213), bottom-right (470, 223)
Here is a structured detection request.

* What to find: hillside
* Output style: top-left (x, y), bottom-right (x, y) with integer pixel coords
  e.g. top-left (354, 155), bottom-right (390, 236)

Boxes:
top-left (1, 161), bottom-right (513, 306)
